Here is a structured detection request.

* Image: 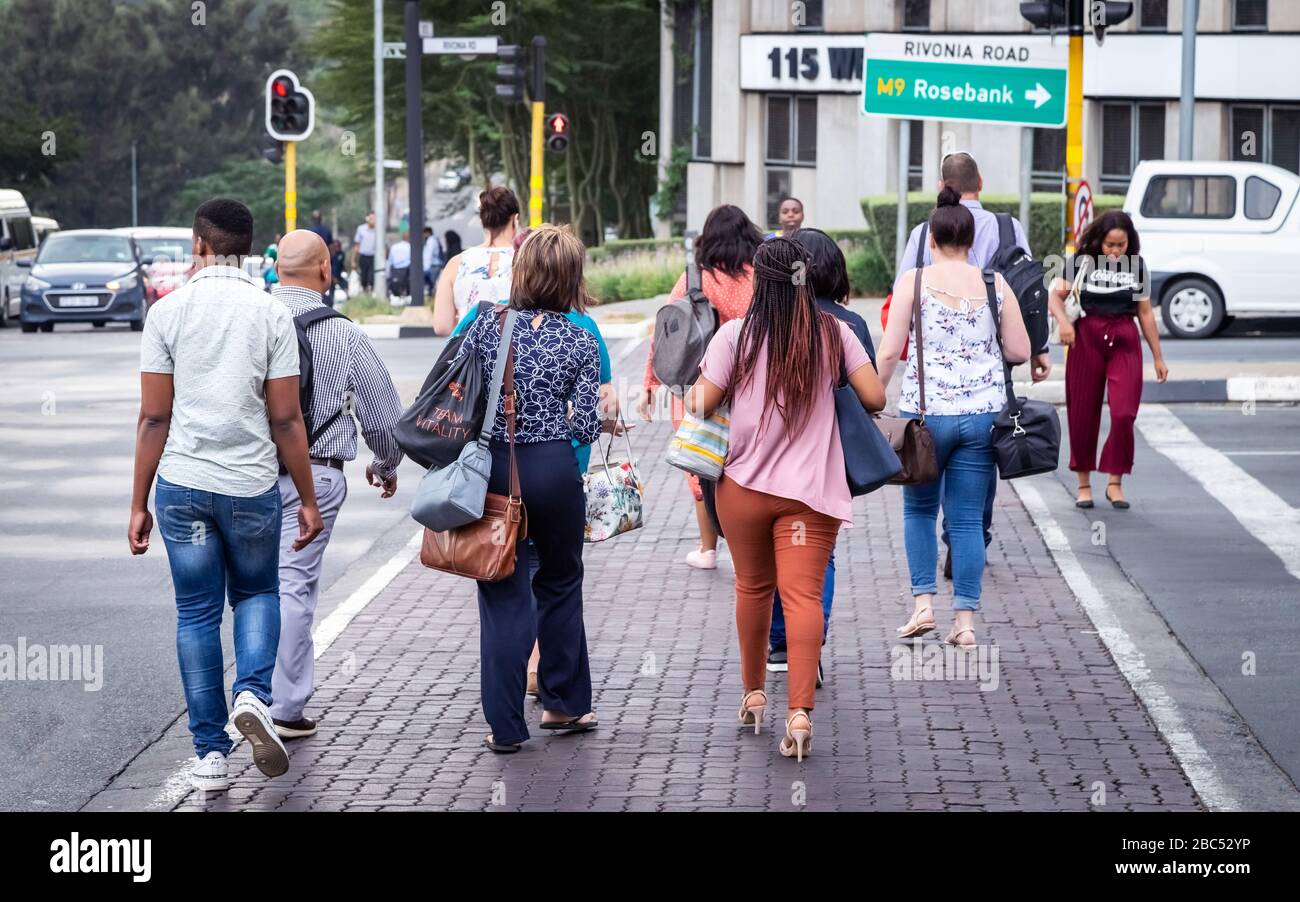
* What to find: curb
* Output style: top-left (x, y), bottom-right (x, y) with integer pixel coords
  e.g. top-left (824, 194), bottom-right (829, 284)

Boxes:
top-left (1019, 376), bottom-right (1300, 404)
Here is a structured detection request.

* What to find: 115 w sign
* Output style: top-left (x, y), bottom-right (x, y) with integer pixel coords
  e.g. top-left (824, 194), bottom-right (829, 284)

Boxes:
top-left (740, 34), bottom-right (865, 94)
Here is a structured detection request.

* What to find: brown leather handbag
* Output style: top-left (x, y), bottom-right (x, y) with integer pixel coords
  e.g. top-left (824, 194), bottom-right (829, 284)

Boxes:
top-left (420, 323), bottom-right (528, 582)
top-left (875, 225), bottom-right (939, 486)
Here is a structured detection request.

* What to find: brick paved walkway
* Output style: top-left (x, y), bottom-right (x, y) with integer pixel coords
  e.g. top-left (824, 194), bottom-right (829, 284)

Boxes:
top-left (96, 418), bottom-right (1202, 812)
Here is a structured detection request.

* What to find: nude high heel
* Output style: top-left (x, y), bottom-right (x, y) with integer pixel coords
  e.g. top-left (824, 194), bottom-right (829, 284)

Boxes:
top-left (779, 710), bottom-right (813, 762)
top-left (737, 690), bottom-right (767, 735)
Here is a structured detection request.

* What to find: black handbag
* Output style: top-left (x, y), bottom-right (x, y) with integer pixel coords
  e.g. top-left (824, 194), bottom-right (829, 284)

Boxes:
top-left (393, 302), bottom-right (492, 470)
top-left (983, 271), bottom-right (1061, 480)
top-left (836, 363), bottom-right (902, 496)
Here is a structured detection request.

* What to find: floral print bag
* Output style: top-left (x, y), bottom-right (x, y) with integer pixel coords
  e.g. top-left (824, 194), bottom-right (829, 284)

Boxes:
top-left (583, 420), bottom-right (644, 543)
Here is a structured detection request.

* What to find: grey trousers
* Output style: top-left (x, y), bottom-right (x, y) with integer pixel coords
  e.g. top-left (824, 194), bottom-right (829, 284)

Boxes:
top-left (271, 465), bottom-right (348, 722)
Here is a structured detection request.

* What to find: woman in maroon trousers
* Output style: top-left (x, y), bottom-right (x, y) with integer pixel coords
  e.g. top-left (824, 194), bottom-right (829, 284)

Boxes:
top-left (1049, 211), bottom-right (1169, 510)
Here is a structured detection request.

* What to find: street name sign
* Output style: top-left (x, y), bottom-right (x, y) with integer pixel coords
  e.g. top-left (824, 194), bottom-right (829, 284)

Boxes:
top-left (862, 33), bottom-right (1068, 128)
top-left (423, 36), bottom-right (499, 56)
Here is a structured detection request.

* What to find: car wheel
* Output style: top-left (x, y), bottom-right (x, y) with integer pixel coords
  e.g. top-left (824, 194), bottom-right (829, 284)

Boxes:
top-left (39, 323), bottom-right (54, 333)
top-left (1161, 278), bottom-right (1224, 340)
top-left (93, 321), bottom-right (106, 328)
top-left (130, 319), bottom-right (144, 332)
top-left (20, 322), bottom-right (37, 334)
top-left (0, 292), bottom-right (9, 328)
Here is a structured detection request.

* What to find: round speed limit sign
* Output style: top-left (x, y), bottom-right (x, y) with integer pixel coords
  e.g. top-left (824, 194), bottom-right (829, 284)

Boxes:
top-left (1073, 180), bottom-right (1094, 244)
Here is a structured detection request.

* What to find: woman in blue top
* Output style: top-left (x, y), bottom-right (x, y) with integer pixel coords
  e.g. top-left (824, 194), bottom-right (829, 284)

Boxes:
top-left (452, 224), bottom-right (610, 753)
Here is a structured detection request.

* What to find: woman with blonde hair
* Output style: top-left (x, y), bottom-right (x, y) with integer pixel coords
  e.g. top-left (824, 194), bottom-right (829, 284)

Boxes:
top-left (450, 224), bottom-right (611, 752)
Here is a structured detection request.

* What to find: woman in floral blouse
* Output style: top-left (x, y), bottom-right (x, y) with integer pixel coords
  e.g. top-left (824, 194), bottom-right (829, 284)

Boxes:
top-left (637, 204), bottom-right (762, 570)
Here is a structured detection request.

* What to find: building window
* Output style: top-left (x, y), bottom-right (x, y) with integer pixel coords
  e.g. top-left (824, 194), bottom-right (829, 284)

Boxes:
top-left (907, 121), bottom-right (924, 190)
top-left (1140, 175), bottom-right (1236, 219)
top-left (1231, 104), bottom-right (1300, 173)
top-left (766, 170), bottom-right (792, 229)
top-left (692, 3), bottom-right (712, 159)
top-left (1233, 0), bottom-right (1268, 31)
top-left (1138, 0), bottom-right (1168, 30)
top-left (902, 0), bottom-right (930, 31)
top-left (795, 0), bottom-right (824, 31)
top-left (765, 95), bottom-right (817, 166)
top-left (1101, 101), bottom-right (1166, 192)
top-left (1032, 127), bottom-right (1067, 191)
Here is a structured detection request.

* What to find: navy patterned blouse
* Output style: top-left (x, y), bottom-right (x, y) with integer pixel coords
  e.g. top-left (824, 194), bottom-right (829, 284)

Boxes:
top-left (456, 309), bottom-right (603, 447)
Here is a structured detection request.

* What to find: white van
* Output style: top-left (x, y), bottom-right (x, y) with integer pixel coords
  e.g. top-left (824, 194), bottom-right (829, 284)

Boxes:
top-left (1124, 160), bottom-right (1300, 339)
top-left (0, 189), bottom-right (39, 329)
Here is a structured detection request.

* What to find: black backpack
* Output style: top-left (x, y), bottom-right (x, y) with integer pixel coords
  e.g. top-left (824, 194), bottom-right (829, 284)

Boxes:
top-left (989, 213), bottom-right (1049, 355)
top-left (294, 307), bottom-right (351, 445)
top-left (651, 262), bottom-right (718, 395)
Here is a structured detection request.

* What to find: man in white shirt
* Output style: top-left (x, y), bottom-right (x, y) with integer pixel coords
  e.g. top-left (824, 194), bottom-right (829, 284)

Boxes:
top-left (351, 212), bottom-right (377, 292)
top-left (386, 231), bottom-right (412, 301)
top-left (422, 225), bottom-right (444, 293)
top-left (129, 197), bottom-right (324, 794)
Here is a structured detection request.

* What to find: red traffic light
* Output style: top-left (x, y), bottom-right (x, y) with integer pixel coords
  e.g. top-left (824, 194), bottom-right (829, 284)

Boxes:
top-left (547, 113), bottom-right (569, 134)
top-left (273, 79), bottom-right (290, 98)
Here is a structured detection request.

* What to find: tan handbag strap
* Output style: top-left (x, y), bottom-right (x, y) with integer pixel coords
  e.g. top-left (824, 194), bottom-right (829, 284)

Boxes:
top-left (911, 224), bottom-right (928, 418)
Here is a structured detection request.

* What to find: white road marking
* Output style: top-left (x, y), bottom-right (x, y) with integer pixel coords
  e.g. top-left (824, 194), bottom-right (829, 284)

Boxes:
top-left (1223, 450), bottom-right (1300, 457)
top-left (1012, 480), bottom-right (1238, 811)
top-left (149, 529), bottom-right (424, 810)
top-left (1137, 403), bottom-right (1300, 584)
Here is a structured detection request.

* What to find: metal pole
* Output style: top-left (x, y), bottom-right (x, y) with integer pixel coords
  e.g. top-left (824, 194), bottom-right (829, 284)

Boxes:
top-left (1020, 128), bottom-right (1033, 234)
top-left (130, 140), bottom-right (138, 228)
top-left (529, 36), bottom-right (547, 228)
top-left (1065, 0), bottom-right (1084, 252)
top-left (284, 140), bottom-right (297, 234)
top-left (373, 0), bottom-right (386, 299)
top-left (404, 0), bottom-right (424, 308)
top-left (1179, 0), bottom-right (1199, 160)
top-left (895, 120), bottom-right (910, 277)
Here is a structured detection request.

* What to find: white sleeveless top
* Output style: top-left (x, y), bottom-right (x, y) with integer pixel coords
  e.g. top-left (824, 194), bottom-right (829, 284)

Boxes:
top-left (898, 276), bottom-right (1007, 416)
top-left (453, 246), bottom-right (514, 318)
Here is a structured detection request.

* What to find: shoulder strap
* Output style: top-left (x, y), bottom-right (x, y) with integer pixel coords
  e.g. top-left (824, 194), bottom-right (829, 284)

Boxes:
top-left (479, 307), bottom-right (518, 446)
top-left (982, 270), bottom-right (1018, 414)
top-left (995, 213), bottom-right (1016, 251)
top-left (686, 260), bottom-right (702, 294)
top-left (911, 224), bottom-right (928, 418)
top-left (295, 306), bottom-right (347, 329)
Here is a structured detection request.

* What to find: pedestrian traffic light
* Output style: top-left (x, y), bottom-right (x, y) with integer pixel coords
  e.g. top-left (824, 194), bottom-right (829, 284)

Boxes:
top-left (1089, 2), bottom-right (1133, 44)
top-left (1019, 0), bottom-right (1068, 30)
top-left (265, 69), bottom-right (315, 142)
top-left (495, 45), bottom-right (526, 104)
top-left (546, 112), bottom-right (570, 153)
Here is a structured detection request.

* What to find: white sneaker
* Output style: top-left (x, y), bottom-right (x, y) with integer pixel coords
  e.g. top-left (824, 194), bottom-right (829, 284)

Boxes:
top-left (230, 691), bottom-right (290, 778)
top-left (685, 547), bottom-right (718, 570)
top-left (190, 752), bottom-right (230, 793)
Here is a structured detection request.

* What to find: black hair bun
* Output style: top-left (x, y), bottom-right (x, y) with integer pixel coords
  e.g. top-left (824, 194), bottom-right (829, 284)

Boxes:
top-left (936, 185), bottom-right (962, 208)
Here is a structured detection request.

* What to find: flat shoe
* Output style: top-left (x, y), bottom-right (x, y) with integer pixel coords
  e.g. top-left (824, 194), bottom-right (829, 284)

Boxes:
top-left (539, 716), bottom-right (598, 733)
top-left (1106, 488), bottom-right (1130, 510)
top-left (484, 735), bottom-right (522, 754)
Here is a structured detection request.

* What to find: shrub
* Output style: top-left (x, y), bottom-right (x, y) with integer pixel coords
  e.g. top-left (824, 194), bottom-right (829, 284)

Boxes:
top-left (845, 246), bottom-right (892, 296)
top-left (587, 237), bottom-right (682, 264)
top-left (585, 250), bottom-right (685, 304)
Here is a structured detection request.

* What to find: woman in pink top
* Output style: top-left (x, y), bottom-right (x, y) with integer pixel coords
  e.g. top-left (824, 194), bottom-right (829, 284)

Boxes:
top-left (686, 237), bottom-right (885, 761)
top-left (638, 204), bottom-right (761, 570)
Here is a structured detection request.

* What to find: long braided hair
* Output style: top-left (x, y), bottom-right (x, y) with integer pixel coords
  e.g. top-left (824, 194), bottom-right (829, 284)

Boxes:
top-left (731, 236), bottom-right (843, 440)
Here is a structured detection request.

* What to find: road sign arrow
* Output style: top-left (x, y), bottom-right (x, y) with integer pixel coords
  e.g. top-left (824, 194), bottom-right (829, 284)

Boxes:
top-left (1025, 82), bottom-right (1052, 109)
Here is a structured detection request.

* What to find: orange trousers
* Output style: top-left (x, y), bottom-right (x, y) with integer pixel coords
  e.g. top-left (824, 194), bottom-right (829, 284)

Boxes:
top-left (715, 476), bottom-right (840, 710)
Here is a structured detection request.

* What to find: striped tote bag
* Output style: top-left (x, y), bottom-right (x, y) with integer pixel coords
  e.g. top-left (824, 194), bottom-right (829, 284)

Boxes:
top-left (666, 407), bottom-right (730, 481)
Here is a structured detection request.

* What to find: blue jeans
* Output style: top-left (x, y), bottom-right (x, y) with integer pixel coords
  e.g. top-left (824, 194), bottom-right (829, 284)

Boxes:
top-left (769, 552), bottom-right (835, 648)
top-left (902, 412), bottom-right (997, 611)
top-left (156, 476), bottom-right (283, 757)
top-left (941, 475), bottom-right (996, 549)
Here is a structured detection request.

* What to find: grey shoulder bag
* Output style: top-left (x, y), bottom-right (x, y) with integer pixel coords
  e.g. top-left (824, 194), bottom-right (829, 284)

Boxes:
top-left (410, 308), bottom-right (520, 532)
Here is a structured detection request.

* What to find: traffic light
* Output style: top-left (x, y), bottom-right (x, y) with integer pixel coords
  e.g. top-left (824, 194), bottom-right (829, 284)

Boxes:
top-left (495, 45), bottom-right (526, 103)
top-left (546, 112), bottom-right (570, 153)
top-left (1090, 2), bottom-right (1133, 44)
top-left (265, 69), bottom-right (315, 142)
top-left (1019, 0), bottom-right (1068, 30)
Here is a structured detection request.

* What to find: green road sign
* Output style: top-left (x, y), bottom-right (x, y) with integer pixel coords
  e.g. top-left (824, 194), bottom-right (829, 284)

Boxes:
top-left (862, 33), bottom-right (1068, 129)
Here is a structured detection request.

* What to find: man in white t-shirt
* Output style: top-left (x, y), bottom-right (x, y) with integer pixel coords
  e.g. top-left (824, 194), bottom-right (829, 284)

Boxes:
top-left (128, 197), bottom-right (324, 794)
top-left (386, 231), bottom-right (412, 300)
top-left (351, 212), bottom-right (377, 292)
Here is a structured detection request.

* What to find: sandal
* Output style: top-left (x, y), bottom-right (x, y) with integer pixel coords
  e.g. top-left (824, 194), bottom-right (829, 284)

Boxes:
top-left (484, 735), bottom-right (522, 754)
top-left (738, 689), bottom-right (767, 735)
top-left (539, 713), bottom-right (598, 733)
top-left (778, 710), bottom-right (813, 762)
top-left (1106, 482), bottom-right (1131, 510)
top-left (897, 605), bottom-right (936, 639)
top-left (1076, 486), bottom-right (1094, 509)
top-left (945, 627), bottom-right (977, 649)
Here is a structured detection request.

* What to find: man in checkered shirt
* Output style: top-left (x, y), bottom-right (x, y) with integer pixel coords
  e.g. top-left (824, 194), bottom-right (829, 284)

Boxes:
top-left (267, 230), bottom-right (405, 740)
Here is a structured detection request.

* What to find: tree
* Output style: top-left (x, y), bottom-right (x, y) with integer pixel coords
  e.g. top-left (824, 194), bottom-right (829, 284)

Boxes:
top-left (312, 0), bottom-right (660, 241)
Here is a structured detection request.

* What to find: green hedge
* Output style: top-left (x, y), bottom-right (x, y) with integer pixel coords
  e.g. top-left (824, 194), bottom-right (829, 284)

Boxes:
top-left (586, 250), bottom-right (686, 304)
top-left (860, 192), bottom-right (1126, 286)
top-left (586, 238), bottom-right (681, 264)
